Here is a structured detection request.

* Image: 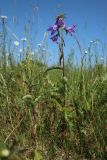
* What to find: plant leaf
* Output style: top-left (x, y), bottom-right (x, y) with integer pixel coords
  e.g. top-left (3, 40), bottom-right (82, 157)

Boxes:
top-left (34, 150), bottom-right (43, 160)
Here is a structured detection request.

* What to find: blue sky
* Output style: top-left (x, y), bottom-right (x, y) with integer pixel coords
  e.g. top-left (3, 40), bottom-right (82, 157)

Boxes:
top-left (0, 0), bottom-right (107, 64)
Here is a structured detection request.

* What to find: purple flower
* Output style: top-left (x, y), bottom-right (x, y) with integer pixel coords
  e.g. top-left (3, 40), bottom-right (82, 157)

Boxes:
top-left (47, 25), bottom-right (58, 35)
top-left (66, 25), bottom-right (76, 35)
top-left (47, 15), bottom-right (76, 43)
top-left (50, 34), bottom-right (58, 42)
top-left (55, 18), bottom-right (65, 28)
top-left (47, 18), bottom-right (65, 36)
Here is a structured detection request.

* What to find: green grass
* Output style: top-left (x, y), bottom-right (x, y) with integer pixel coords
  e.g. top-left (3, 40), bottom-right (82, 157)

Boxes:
top-left (0, 31), bottom-right (107, 160)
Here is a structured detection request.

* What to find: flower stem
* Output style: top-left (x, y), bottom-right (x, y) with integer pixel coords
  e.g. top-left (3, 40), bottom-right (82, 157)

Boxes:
top-left (2, 17), bottom-right (7, 72)
top-left (59, 37), bottom-right (65, 107)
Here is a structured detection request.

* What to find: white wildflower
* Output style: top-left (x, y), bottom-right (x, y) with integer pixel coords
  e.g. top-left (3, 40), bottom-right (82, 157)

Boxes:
top-left (100, 57), bottom-right (104, 61)
top-left (0, 149), bottom-right (10, 157)
top-left (85, 50), bottom-right (88, 54)
top-left (14, 41), bottom-right (19, 47)
top-left (37, 43), bottom-right (42, 47)
top-left (31, 51), bottom-right (34, 55)
top-left (0, 15), bottom-right (7, 19)
top-left (19, 49), bottom-right (22, 52)
top-left (90, 40), bottom-right (93, 43)
top-left (35, 49), bottom-right (38, 52)
top-left (21, 37), bottom-right (27, 41)
top-left (100, 57), bottom-right (104, 64)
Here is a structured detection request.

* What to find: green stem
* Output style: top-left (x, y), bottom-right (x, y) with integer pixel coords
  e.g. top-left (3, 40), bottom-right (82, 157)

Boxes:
top-left (2, 18), bottom-right (7, 72)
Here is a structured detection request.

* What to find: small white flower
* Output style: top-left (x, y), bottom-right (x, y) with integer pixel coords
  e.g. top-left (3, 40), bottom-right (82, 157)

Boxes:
top-left (90, 40), bottom-right (93, 43)
top-left (100, 57), bottom-right (104, 63)
top-left (63, 76), bottom-right (68, 82)
top-left (42, 48), bottom-right (46, 51)
top-left (19, 49), bottom-right (22, 52)
top-left (18, 53), bottom-right (20, 57)
top-left (35, 49), bottom-right (38, 52)
top-left (31, 51), bottom-right (34, 55)
top-left (100, 57), bottom-right (104, 61)
top-left (0, 15), bottom-right (7, 19)
top-left (0, 149), bottom-right (10, 157)
top-left (14, 41), bottom-right (19, 47)
top-left (6, 52), bottom-right (9, 56)
top-left (94, 41), bottom-right (97, 44)
top-left (37, 43), bottom-right (42, 47)
top-left (85, 50), bottom-right (88, 54)
top-left (21, 37), bottom-right (27, 41)
top-left (27, 44), bottom-right (30, 48)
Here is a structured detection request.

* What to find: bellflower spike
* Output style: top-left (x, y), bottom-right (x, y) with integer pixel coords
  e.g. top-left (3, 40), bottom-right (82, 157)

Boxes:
top-left (47, 14), bottom-right (76, 43)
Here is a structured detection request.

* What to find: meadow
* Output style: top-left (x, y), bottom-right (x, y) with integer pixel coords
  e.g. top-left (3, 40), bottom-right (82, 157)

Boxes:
top-left (0, 14), bottom-right (107, 160)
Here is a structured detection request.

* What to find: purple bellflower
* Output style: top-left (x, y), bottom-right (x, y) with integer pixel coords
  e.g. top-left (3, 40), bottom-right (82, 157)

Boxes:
top-left (50, 34), bottom-right (59, 42)
top-left (48, 25), bottom-right (58, 35)
top-left (66, 25), bottom-right (76, 35)
top-left (47, 14), bottom-right (76, 43)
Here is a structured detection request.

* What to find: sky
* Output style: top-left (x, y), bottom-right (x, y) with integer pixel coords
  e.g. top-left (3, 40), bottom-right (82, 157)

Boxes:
top-left (0, 0), bottom-right (107, 64)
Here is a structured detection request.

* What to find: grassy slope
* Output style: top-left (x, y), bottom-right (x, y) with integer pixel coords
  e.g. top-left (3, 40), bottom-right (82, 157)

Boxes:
top-left (0, 53), bottom-right (107, 160)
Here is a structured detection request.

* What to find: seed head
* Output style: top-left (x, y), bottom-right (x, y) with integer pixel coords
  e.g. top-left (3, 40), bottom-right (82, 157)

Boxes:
top-left (0, 149), bottom-right (10, 157)
top-left (0, 15), bottom-right (7, 20)
top-left (21, 37), bottom-right (27, 41)
top-left (14, 41), bottom-right (19, 47)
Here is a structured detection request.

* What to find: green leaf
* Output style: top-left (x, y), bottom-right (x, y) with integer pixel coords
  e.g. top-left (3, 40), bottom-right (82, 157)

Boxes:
top-left (34, 96), bottom-right (41, 103)
top-left (22, 94), bottom-right (32, 100)
top-left (34, 150), bottom-right (43, 160)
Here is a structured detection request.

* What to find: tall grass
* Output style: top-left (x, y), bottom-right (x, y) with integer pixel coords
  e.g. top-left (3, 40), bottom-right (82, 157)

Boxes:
top-left (0, 17), bottom-right (107, 160)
